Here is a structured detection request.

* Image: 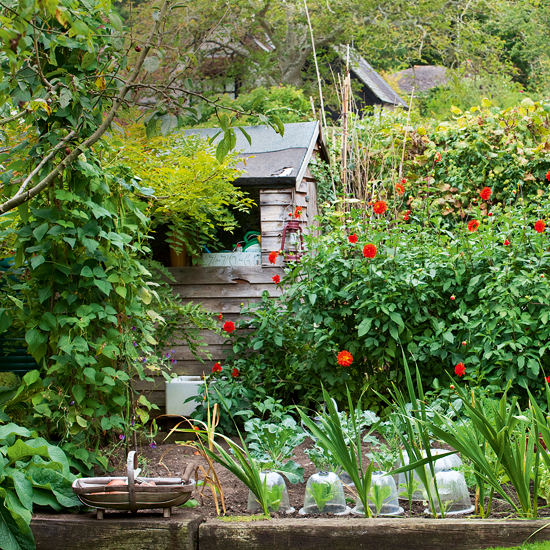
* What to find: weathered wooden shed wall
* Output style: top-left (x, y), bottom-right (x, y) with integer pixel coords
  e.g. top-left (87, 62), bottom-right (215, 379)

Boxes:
top-left (137, 266), bottom-right (283, 416)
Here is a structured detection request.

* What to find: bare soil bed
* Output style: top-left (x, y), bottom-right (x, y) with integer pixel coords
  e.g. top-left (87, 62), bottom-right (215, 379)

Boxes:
top-left (104, 435), bottom-right (548, 521)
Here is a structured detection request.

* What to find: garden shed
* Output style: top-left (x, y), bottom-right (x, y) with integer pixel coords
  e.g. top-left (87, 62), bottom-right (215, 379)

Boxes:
top-left (140, 120), bottom-right (329, 416)
top-left (330, 45), bottom-right (409, 115)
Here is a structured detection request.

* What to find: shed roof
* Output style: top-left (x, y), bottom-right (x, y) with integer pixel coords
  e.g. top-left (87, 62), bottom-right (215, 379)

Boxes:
top-left (333, 46), bottom-right (408, 108)
top-left (185, 120), bottom-right (326, 188)
top-left (392, 65), bottom-right (448, 94)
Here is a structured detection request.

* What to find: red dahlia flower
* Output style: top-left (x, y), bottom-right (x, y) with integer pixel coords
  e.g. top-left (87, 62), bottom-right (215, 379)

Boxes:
top-left (272, 274), bottom-right (281, 284)
top-left (435, 152), bottom-right (442, 162)
top-left (212, 362), bottom-right (222, 373)
top-left (546, 171), bottom-right (550, 182)
top-left (362, 244), bottom-right (377, 259)
top-left (232, 368), bottom-right (240, 378)
top-left (504, 240), bottom-right (510, 246)
top-left (535, 219), bottom-right (546, 233)
top-left (546, 375), bottom-right (550, 384)
top-left (396, 183), bottom-right (405, 196)
top-left (401, 178), bottom-right (407, 184)
top-left (348, 233), bottom-right (358, 244)
top-left (223, 321), bottom-right (236, 333)
top-left (337, 350), bottom-right (353, 367)
top-left (468, 220), bottom-right (480, 232)
top-left (218, 313), bottom-right (223, 321)
top-left (480, 187), bottom-right (492, 200)
top-left (455, 363), bottom-right (466, 377)
top-left (403, 215), bottom-right (409, 221)
top-left (373, 200), bottom-right (388, 215)
top-left (268, 251), bottom-right (279, 264)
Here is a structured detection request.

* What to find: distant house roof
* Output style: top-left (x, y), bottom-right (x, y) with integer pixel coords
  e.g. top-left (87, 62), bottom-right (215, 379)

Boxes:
top-left (332, 46), bottom-right (408, 109)
top-left (392, 65), bottom-right (448, 94)
top-left (185, 121), bottom-right (328, 188)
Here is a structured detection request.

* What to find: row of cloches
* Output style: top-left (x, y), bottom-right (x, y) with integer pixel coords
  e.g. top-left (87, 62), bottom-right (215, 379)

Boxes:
top-left (248, 449), bottom-right (474, 516)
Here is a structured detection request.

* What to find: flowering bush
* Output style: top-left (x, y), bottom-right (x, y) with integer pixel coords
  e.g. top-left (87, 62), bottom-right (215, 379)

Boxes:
top-left (223, 193), bottom-right (550, 409)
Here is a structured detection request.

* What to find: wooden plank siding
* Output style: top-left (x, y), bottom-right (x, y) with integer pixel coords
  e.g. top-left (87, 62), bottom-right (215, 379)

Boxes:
top-left (138, 139), bottom-right (324, 418)
top-left (141, 266), bottom-right (284, 416)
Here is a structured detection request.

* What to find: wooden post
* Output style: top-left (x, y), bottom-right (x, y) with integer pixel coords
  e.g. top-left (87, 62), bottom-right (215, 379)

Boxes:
top-left (341, 46), bottom-right (350, 197)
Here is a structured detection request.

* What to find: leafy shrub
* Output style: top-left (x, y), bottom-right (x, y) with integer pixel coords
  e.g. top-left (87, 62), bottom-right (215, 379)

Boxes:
top-left (187, 86), bottom-right (313, 127)
top-left (110, 129), bottom-right (252, 257)
top-left (417, 70), bottom-right (525, 120)
top-left (0, 423), bottom-right (80, 550)
top-left (341, 97), bottom-right (550, 214)
top-left (223, 192), bottom-right (550, 409)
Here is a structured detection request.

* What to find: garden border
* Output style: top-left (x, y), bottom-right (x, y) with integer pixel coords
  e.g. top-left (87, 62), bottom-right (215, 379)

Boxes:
top-left (31, 513), bottom-right (550, 550)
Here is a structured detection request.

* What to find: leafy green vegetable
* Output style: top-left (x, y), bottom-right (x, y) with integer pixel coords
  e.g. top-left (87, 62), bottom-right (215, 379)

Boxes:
top-left (0, 423), bottom-right (79, 550)
top-left (244, 416), bottom-right (306, 483)
top-left (307, 480), bottom-right (339, 512)
top-left (367, 483), bottom-right (392, 516)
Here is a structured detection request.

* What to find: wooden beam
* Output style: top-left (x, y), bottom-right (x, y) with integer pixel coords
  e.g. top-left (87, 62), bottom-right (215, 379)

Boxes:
top-left (31, 513), bottom-right (550, 550)
top-left (199, 518), bottom-right (550, 550)
top-left (32, 512), bottom-right (202, 550)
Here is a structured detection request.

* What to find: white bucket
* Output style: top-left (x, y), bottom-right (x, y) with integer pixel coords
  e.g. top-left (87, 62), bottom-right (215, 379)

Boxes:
top-left (165, 376), bottom-right (204, 416)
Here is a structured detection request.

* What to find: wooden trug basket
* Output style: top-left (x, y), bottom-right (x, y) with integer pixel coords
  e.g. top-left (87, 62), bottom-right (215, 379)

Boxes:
top-left (72, 451), bottom-right (195, 519)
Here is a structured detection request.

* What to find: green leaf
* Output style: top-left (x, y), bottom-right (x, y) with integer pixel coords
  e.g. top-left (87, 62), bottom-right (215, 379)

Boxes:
top-left (80, 265), bottom-right (94, 277)
top-left (253, 340), bottom-right (264, 350)
top-left (25, 329), bottom-right (46, 355)
top-left (442, 331), bottom-right (454, 344)
top-left (30, 255), bottom-right (45, 270)
top-left (275, 460), bottom-right (304, 484)
top-left (358, 318), bottom-right (372, 337)
top-left (27, 467), bottom-right (80, 508)
top-left (143, 56), bottom-right (160, 72)
top-left (0, 488), bottom-right (35, 550)
top-left (0, 424), bottom-right (31, 443)
top-left (32, 223), bottom-right (49, 243)
top-left (8, 471), bottom-right (33, 511)
top-left (93, 279), bottom-right (112, 295)
top-left (160, 115), bottom-right (178, 136)
top-left (113, 284), bottom-right (127, 299)
top-left (59, 89), bottom-right (72, 110)
top-left (0, 310), bottom-right (14, 334)
top-left (108, 12), bottom-right (124, 32)
top-left (7, 440), bottom-right (49, 464)
top-left (83, 367), bottom-right (96, 382)
top-left (72, 385), bottom-right (85, 405)
top-left (239, 126), bottom-right (252, 145)
top-left (76, 415), bottom-right (87, 428)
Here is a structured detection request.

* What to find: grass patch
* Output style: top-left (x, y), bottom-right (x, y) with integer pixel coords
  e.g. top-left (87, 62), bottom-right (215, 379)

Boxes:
top-left (221, 514), bottom-right (271, 522)
top-left (472, 541), bottom-right (550, 550)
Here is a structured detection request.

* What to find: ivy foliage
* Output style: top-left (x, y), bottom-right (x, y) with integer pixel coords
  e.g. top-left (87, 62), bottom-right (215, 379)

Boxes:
top-left (0, 0), bottom-right (219, 464)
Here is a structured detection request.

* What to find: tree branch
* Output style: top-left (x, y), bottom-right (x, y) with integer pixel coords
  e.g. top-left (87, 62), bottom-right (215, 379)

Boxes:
top-left (0, 0), bottom-right (172, 215)
top-left (15, 130), bottom-right (78, 197)
top-left (0, 109), bottom-right (29, 126)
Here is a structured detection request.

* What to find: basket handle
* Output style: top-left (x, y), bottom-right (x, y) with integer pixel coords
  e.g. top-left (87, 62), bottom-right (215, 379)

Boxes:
top-left (182, 462), bottom-right (195, 484)
top-left (127, 451), bottom-right (138, 513)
